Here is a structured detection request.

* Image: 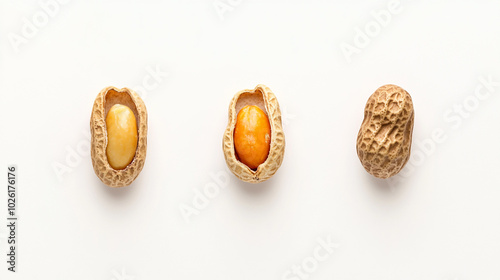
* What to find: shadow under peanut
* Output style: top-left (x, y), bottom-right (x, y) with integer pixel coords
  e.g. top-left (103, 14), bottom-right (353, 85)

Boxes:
top-left (233, 175), bottom-right (276, 196)
top-left (94, 174), bottom-right (139, 199)
top-left (365, 172), bottom-right (398, 193)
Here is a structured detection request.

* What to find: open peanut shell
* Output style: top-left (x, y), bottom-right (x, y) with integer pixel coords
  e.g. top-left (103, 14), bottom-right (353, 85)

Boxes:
top-left (223, 84), bottom-right (285, 183)
top-left (90, 86), bottom-right (148, 187)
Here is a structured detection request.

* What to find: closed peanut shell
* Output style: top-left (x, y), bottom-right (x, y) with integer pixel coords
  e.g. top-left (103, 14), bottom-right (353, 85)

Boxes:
top-left (223, 84), bottom-right (285, 183)
top-left (90, 86), bottom-right (148, 187)
top-left (356, 84), bottom-right (414, 179)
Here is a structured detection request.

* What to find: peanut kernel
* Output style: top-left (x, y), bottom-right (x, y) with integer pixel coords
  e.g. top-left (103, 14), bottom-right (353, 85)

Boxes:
top-left (234, 105), bottom-right (271, 170)
top-left (106, 104), bottom-right (138, 170)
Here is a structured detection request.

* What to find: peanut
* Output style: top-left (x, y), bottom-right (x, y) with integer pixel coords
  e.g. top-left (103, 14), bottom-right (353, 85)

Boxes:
top-left (91, 87), bottom-right (148, 188)
top-left (223, 84), bottom-right (285, 183)
top-left (356, 84), bottom-right (414, 179)
top-left (234, 105), bottom-right (271, 169)
top-left (106, 104), bottom-right (138, 170)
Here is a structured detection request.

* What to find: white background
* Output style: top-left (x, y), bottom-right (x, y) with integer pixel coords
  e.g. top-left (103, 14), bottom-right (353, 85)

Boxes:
top-left (1, 0), bottom-right (500, 279)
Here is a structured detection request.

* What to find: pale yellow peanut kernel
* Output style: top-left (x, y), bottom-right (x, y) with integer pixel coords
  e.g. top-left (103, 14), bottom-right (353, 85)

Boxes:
top-left (106, 104), bottom-right (138, 170)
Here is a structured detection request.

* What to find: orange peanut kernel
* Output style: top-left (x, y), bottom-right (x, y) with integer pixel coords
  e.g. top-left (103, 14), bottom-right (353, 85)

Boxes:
top-left (233, 105), bottom-right (271, 170)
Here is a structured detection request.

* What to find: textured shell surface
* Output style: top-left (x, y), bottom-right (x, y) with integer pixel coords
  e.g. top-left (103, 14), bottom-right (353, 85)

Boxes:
top-left (356, 84), bottom-right (414, 179)
top-left (90, 86), bottom-right (148, 187)
top-left (223, 84), bottom-right (285, 183)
